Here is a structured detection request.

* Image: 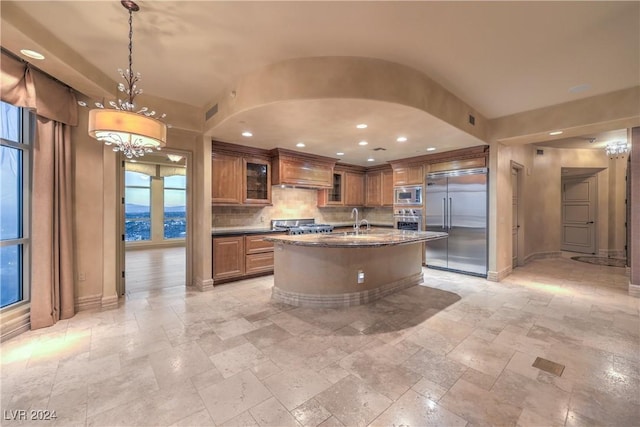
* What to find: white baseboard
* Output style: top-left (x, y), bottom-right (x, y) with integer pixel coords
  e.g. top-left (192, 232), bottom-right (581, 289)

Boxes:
top-left (523, 251), bottom-right (562, 264)
top-left (195, 277), bottom-right (214, 292)
top-left (487, 266), bottom-right (512, 282)
top-left (629, 283), bottom-right (640, 298)
top-left (101, 294), bottom-right (118, 310)
top-left (75, 294), bottom-right (102, 312)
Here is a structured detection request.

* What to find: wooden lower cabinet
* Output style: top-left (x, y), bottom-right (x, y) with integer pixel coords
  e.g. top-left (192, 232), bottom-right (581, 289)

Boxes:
top-left (212, 233), bottom-right (279, 283)
top-left (246, 252), bottom-right (275, 275)
top-left (212, 236), bottom-right (245, 281)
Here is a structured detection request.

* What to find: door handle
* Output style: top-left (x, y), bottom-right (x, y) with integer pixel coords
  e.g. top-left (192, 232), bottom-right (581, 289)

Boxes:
top-left (442, 198), bottom-right (446, 229)
top-left (586, 221), bottom-right (594, 224)
top-left (449, 198), bottom-right (452, 230)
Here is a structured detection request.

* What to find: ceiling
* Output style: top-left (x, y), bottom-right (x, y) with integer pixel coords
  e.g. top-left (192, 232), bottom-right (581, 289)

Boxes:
top-left (1, 1), bottom-right (638, 165)
top-left (535, 128), bottom-right (628, 150)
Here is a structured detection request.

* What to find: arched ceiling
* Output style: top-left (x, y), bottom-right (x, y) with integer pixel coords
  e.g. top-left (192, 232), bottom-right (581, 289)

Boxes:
top-left (1, 1), bottom-right (638, 165)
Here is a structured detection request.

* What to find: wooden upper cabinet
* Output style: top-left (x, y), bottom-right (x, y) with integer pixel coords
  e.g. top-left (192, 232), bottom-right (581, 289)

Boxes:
top-left (271, 148), bottom-right (336, 188)
top-left (382, 170), bottom-right (394, 206)
top-left (365, 168), bottom-right (393, 207)
top-left (317, 171), bottom-right (344, 207)
top-left (243, 158), bottom-right (271, 205)
top-left (212, 153), bottom-right (242, 204)
top-left (393, 165), bottom-right (424, 186)
top-left (365, 172), bottom-right (382, 207)
top-left (344, 172), bottom-right (365, 206)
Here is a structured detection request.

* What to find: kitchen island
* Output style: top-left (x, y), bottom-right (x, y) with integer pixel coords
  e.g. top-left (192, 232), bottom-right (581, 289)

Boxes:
top-left (264, 230), bottom-right (447, 307)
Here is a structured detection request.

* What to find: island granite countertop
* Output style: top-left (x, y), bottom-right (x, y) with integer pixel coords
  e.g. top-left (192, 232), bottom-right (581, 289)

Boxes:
top-left (264, 230), bottom-right (447, 248)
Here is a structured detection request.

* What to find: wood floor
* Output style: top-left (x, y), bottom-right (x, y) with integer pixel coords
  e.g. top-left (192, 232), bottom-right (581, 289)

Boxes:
top-left (125, 246), bottom-right (186, 293)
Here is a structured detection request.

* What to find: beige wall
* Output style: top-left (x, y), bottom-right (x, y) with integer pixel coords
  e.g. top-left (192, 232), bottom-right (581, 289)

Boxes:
top-left (72, 106), bottom-right (206, 308)
top-left (492, 142), bottom-right (628, 278)
top-left (212, 186), bottom-right (393, 228)
top-left (629, 128), bottom-right (639, 297)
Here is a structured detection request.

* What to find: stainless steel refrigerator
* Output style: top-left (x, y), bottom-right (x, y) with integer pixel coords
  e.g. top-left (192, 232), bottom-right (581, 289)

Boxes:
top-left (425, 168), bottom-right (488, 277)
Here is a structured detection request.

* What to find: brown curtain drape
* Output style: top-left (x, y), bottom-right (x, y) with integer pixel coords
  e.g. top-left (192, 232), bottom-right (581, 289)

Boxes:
top-left (30, 118), bottom-right (75, 328)
top-left (1, 50), bottom-right (77, 329)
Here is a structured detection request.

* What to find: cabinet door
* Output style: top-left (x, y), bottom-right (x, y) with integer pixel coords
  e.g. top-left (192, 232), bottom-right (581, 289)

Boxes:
top-left (212, 153), bottom-right (242, 204)
top-left (393, 165), bottom-right (424, 186)
top-left (245, 252), bottom-right (275, 275)
top-left (318, 172), bottom-right (344, 206)
top-left (244, 158), bottom-right (271, 205)
top-left (382, 170), bottom-right (394, 206)
top-left (212, 236), bottom-right (245, 280)
top-left (344, 172), bottom-right (365, 206)
top-left (365, 172), bottom-right (382, 207)
top-left (245, 234), bottom-right (274, 254)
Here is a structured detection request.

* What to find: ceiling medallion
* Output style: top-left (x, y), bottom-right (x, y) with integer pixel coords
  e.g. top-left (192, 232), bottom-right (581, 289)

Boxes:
top-left (78, 0), bottom-right (167, 158)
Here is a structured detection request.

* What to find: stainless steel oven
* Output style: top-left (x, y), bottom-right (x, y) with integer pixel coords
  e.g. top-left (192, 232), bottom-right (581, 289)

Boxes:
top-left (393, 208), bottom-right (423, 231)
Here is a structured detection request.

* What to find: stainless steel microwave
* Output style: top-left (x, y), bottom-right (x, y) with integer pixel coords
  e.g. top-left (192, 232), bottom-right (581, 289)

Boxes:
top-left (394, 185), bottom-right (423, 205)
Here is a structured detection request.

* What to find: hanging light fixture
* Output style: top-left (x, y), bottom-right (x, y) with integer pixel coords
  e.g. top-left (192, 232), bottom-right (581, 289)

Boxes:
top-left (605, 141), bottom-right (630, 158)
top-left (79, 0), bottom-right (167, 158)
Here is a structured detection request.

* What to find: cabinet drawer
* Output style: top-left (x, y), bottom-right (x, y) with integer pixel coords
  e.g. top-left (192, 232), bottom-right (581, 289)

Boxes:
top-left (246, 252), bottom-right (274, 275)
top-left (245, 234), bottom-right (275, 254)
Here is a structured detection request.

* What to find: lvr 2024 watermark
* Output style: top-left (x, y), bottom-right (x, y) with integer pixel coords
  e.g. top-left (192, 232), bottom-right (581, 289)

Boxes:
top-left (3, 410), bottom-right (57, 421)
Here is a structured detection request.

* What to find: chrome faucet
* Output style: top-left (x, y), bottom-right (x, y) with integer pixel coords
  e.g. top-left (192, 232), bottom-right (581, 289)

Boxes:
top-left (359, 219), bottom-right (370, 232)
top-left (351, 208), bottom-right (359, 235)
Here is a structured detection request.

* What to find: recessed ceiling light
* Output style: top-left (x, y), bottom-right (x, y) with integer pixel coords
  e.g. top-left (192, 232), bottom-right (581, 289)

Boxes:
top-left (549, 131), bottom-right (563, 136)
top-left (20, 49), bottom-right (45, 60)
top-left (241, 131), bottom-right (253, 137)
top-left (296, 142), bottom-right (305, 148)
top-left (426, 147), bottom-right (436, 151)
top-left (367, 158), bottom-right (375, 162)
top-left (396, 136), bottom-right (407, 142)
top-left (336, 152), bottom-right (344, 156)
top-left (356, 124), bottom-right (367, 129)
top-left (358, 141), bottom-right (368, 146)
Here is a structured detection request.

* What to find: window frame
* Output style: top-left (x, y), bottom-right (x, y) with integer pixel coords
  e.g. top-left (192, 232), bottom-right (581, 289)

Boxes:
top-left (0, 103), bottom-right (33, 311)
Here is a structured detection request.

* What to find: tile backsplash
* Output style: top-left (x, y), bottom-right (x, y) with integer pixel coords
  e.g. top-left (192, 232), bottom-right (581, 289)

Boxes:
top-left (212, 186), bottom-right (393, 227)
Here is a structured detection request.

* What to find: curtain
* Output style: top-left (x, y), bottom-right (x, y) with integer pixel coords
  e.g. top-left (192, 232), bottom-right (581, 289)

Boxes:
top-left (30, 118), bottom-right (75, 328)
top-left (1, 51), bottom-right (78, 329)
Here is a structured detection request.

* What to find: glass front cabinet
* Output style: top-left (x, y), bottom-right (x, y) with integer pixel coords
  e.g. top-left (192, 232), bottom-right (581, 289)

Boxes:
top-left (243, 158), bottom-right (271, 205)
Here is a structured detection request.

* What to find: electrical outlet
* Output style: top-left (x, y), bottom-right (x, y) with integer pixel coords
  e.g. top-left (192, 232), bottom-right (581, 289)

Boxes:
top-left (357, 270), bottom-right (365, 284)
top-left (78, 272), bottom-right (86, 281)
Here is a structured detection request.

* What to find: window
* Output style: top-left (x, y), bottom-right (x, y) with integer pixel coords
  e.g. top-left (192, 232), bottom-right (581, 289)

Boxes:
top-left (0, 101), bottom-right (31, 309)
top-left (124, 170), bottom-right (152, 241)
top-left (124, 160), bottom-right (186, 243)
top-left (163, 174), bottom-right (186, 239)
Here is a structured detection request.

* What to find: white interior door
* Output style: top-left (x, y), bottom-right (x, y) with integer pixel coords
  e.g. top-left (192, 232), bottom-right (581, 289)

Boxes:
top-left (511, 167), bottom-right (519, 268)
top-left (561, 175), bottom-right (597, 254)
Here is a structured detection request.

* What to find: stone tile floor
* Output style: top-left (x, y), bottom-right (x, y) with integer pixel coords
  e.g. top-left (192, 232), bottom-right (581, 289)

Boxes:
top-left (1, 257), bottom-right (638, 426)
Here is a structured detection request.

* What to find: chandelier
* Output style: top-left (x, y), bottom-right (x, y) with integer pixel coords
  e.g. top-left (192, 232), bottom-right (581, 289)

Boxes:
top-left (79, 0), bottom-right (167, 158)
top-left (605, 141), bottom-right (630, 158)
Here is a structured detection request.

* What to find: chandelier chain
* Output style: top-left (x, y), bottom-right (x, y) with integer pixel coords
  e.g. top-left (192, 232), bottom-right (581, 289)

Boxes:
top-left (128, 7), bottom-right (134, 106)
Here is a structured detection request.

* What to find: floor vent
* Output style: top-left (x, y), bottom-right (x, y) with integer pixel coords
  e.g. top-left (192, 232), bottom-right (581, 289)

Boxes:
top-left (532, 357), bottom-right (565, 376)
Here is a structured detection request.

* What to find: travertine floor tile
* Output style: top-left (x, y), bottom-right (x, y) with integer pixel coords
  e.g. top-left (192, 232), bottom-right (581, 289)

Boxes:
top-left (370, 389), bottom-right (467, 426)
top-left (2, 256), bottom-right (638, 427)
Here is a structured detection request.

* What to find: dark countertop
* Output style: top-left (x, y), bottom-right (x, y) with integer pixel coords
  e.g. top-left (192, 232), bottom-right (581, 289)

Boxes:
top-left (211, 227), bottom-right (284, 236)
top-left (264, 230), bottom-right (448, 248)
top-left (212, 222), bottom-right (394, 236)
